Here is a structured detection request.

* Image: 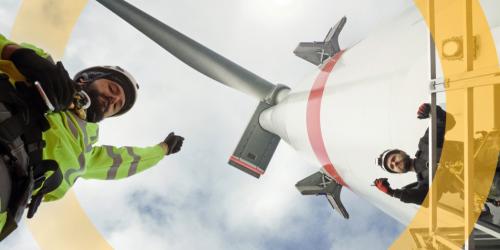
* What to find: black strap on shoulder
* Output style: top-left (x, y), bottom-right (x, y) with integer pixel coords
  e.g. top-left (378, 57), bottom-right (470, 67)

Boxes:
top-left (0, 81), bottom-right (29, 144)
top-left (0, 114), bottom-right (26, 144)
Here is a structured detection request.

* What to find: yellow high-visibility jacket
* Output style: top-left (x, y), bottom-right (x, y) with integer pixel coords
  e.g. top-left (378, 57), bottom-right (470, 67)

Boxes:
top-left (0, 34), bottom-right (165, 203)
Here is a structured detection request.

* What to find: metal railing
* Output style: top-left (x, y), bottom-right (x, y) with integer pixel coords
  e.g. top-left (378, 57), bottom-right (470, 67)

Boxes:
top-left (421, 0), bottom-right (500, 249)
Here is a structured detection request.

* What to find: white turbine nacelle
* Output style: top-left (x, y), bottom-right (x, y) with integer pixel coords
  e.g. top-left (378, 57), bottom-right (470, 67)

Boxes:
top-left (260, 5), bottom-right (500, 225)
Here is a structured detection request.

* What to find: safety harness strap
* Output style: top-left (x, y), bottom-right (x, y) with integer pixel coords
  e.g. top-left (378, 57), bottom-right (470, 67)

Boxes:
top-left (0, 76), bottom-right (62, 241)
top-left (0, 78), bottom-right (29, 145)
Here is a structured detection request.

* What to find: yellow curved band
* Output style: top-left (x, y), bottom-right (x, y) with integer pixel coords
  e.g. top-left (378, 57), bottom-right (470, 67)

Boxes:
top-left (392, 0), bottom-right (499, 248)
top-left (12, 1), bottom-right (112, 249)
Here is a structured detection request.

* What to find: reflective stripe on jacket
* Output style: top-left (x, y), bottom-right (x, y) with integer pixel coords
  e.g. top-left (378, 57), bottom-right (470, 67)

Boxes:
top-left (42, 111), bottom-right (165, 201)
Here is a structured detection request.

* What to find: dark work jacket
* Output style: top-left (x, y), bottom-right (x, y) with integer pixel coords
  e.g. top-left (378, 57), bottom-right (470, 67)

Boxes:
top-left (392, 106), bottom-right (455, 205)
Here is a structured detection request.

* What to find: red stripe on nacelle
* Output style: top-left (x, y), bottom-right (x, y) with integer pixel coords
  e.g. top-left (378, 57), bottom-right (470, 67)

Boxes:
top-left (306, 51), bottom-right (348, 187)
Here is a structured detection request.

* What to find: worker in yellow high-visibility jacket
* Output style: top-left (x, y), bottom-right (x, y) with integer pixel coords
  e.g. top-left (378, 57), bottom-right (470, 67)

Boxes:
top-left (0, 34), bottom-right (184, 239)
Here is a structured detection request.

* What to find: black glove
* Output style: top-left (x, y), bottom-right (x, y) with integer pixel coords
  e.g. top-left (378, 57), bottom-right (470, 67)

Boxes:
top-left (374, 178), bottom-right (394, 196)
top-left (417, 103), bottom-right (431, 119)
top-left (10, 48), bottom-right (75, 112)
top-left (164, 132), bottom-right (184, 155)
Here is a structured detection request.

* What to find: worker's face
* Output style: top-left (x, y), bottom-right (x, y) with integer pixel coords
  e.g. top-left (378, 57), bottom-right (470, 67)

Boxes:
top-left (386, 151), bottom-right (412, 173)
top-left (84, 79), bottom-right (125, 122)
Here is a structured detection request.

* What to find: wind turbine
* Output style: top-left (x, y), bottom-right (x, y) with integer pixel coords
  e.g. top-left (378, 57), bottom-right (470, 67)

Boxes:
top-left (95, 1), bottom-right (500, 247)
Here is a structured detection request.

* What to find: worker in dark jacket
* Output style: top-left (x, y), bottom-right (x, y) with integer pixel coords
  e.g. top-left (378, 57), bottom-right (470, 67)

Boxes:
top-left (373, 103), bottom-right (455, 205)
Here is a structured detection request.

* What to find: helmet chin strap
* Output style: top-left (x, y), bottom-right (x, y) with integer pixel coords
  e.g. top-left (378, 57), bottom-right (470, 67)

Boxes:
top-left (76, 91), bottom-right (91, 110)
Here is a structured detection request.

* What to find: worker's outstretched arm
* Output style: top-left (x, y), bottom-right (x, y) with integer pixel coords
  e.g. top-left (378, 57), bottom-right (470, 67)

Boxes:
top-left (417, 103), bottom-right (456, 148)
top-left (83, 144), bottom-right (165, 180)
top-left (392, 184), bottom-right (428, 205)
top-left (83, 133), bottom-right (184, 180)
top-left (417, 103), bottom-right (456, 130)
top-left (374, 178), bottom-right (427, 205)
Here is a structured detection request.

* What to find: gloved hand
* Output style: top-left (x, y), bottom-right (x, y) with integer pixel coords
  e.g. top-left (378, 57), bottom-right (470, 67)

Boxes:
top-left (10, 48), bottom-right (75, 112)
top-left (163, 132), bottom-right (184, 155)
top-left (417, 103), bottom-right (431, 119)
top-left (374, 178), bottom-right (394, 196)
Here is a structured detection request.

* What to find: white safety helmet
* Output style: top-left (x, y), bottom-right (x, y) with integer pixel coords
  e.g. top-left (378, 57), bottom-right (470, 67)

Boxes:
top-left (74, 66), bottom-right (139, 116)
top-left (376, 149), bottom-right (400, 173)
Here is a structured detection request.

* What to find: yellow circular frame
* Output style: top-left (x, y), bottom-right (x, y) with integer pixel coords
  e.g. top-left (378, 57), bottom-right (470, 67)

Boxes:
top-left (10, 0), bottom-right (499, 249)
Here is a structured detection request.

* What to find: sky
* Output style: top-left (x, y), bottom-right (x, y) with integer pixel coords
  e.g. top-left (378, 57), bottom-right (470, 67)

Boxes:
top-left (0, 0), bottom-right (421, 249)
